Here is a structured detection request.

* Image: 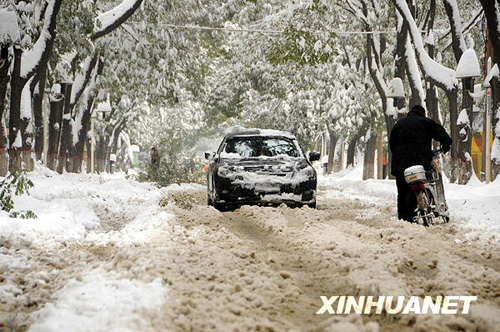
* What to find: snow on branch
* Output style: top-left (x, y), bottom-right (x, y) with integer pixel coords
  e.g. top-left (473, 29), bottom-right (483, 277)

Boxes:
top-left (484, 64), bottom-right (499, 88)
top-left (405, 38), bottom-right (425, 102)
top-left (393, 0), bottom-right (457, 91)
top-left (91, 0), bottom-right (143, 40)
top-left (444, 0), bottom-right (467, 53)
top-left (440, 9), bottom-right (483, 53)
top-left (20, 0), bottom-right (61, 79)
top-left (71, 56), bottom-right (99, 107)
top-left (443, 0), bottom-right (467, 60)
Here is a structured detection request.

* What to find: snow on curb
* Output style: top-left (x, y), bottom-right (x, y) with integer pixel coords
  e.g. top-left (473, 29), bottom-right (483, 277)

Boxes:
top-left (28, 269), bottom-right (167, 332)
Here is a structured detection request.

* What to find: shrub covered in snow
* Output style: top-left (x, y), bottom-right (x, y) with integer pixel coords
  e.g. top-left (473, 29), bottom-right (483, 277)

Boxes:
top-left (0, 170), bottom-right (37, 219)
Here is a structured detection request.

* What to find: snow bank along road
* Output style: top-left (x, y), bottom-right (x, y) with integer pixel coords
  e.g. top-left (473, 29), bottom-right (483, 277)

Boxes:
top-left (1, 169), bottom-right (499, 331)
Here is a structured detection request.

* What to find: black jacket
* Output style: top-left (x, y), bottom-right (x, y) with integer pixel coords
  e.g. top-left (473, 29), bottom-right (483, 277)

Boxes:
top-left (389, 111), bottom-right (452, 175)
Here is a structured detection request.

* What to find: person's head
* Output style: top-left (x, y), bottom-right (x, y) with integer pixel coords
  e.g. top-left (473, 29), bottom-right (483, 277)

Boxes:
top-left (411, 105), bottom-right (426, 116)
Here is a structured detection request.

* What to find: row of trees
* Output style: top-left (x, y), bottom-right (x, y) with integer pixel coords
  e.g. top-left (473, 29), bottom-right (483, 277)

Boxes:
top-left (1, 0), bottom-right (499, 184)
top-left (334, 0), bottom-right (500, 183)
top-left (0, 0), bottom-right (148, 175)
top-left (199, 0), bottom-right (500, 184)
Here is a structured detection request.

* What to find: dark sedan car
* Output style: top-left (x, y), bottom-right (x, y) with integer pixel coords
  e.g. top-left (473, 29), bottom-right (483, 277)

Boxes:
top-left (205, 128), bottom-right (319, 211)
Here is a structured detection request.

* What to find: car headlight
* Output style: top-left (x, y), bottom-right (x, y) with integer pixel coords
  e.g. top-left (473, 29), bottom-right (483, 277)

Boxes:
top-left (303, 167), bottom-right (316, 178)
top-left (217, 166), bottom-right (231, 178)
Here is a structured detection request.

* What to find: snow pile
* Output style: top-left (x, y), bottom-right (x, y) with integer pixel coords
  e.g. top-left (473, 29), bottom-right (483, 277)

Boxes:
top-left (0, 166), bottom-right (183, 330)
top-left (29, 269), bottom-right (167, 332)
top-left (320, 162), bottom-right (396, 203)
top-left (0, 166), bottom-right (169, 246)
top-left (455, 49), bottom-right (481, 79)
top-left (387, 78), bottom-right (405, 98)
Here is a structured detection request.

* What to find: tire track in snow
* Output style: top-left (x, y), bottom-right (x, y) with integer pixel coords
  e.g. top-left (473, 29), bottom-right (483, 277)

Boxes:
top-left (158, 187), bottom-right (500, 332)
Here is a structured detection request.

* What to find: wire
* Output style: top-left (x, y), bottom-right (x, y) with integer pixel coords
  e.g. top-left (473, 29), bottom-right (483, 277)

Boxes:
top-left (129, 22), bottom-right (396, 36)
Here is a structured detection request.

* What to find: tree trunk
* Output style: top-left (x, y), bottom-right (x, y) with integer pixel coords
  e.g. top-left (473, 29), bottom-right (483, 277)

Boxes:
top-left (447, 89), bottom-right (461, 183)
top-left (69, 98), bottom-right (94, 173)
top-left (346, 134), bottom-right (359, 168)
top-left (327, 130), bottom-right (337, 174)
top-left (334, 137), bottom-right (344, 172)
top-left (19, 77), bottom-right (35, 171)
top-left (376, 133), bottom-right (384, 179)
top-left (47, 94), bottom-right (64, 170)
top-left (33, 71), bottom-right (47, 161)
top-left (57, 83), bottom-right (73, 174)
top-left (0, 44), bottom-right (10, 176)
top-left (443, 0), bottom-right (473, 184)
top-left (96, 138), bottom-right (108, 173)
top-left (363, 134), bottom-right (377, 180)
top-left (457, 82), bottom-right (474, 184)
top-left (86, 137), bottom-right (92, 173)
top-left (425, 0), bottom-right (440, 125)
top-left (8, 47), bottom-right (25, 173)
top-left (395, 14), bottom-right (408, 118)
top-left (491, 77), bottom-right (500, 181)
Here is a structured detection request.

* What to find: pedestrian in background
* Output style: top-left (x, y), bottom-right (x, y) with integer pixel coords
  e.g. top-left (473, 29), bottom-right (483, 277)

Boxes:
top-left (149, 147), bottom-right (160, 179)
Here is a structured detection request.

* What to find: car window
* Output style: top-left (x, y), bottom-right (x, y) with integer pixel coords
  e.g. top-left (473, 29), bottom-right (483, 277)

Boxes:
top-left (222, 137), bottom-right (300, 158)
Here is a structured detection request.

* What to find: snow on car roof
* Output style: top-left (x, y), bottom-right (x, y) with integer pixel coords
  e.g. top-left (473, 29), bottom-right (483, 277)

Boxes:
top-left (224, 125), bottom-right (296, 139)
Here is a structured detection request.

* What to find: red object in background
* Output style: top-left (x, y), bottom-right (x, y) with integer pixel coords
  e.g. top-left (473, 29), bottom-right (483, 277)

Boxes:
top-left (382, 153), bottom-right (387, 166)
top-left (474, 137), bottom-right (482, 150)
top-left (203, 165), bottom-right (209, 172)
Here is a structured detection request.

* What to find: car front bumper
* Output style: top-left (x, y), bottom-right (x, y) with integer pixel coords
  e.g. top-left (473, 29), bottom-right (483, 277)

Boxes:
top-left (214, 176), bottom-right (316, 206)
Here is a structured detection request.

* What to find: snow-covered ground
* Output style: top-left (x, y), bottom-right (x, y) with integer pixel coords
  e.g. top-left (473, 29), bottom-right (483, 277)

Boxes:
top-left (1, 166), bottom-right (499, 331)
top-left (0, 166), bottom-right (180, 330)
top-left (319, 162), bottom-right (500, 245)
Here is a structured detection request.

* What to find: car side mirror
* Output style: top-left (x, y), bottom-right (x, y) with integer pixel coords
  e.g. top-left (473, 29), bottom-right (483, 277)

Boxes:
top-left (204, 151), bottom-right (215, 160)
top-left (309, 151), bottom-right (320, 161)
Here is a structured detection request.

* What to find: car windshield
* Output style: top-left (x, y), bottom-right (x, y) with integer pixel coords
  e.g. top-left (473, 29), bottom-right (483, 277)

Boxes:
top-left (222, 137), bottom-right (301, 158)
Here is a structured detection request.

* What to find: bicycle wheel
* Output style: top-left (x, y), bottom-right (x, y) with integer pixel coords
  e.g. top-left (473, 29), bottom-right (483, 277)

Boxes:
top-left (420, 189), bottom-right (435, 227)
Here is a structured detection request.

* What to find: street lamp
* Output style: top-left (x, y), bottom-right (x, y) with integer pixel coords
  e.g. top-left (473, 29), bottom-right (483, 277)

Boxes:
top-left (455, 49), bottom-right (481, 92)
top-left (387, 78), bottom-right (405, 108)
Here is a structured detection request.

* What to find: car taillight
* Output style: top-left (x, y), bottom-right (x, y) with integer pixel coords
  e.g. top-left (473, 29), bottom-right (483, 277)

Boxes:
top-left (410, 182), bottom-right (426, 191)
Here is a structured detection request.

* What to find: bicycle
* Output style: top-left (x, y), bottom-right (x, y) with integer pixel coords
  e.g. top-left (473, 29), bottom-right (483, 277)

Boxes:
top-left (404, 149), bottom-right (450, 226)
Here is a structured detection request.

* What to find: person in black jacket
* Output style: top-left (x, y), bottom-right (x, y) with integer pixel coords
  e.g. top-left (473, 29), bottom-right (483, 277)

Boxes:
top-left (389, 105), bottom-right (452, 222)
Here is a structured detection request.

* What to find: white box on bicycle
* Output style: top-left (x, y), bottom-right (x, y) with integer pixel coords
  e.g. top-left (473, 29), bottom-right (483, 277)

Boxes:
top-left (404, 165), bottom-right (426, 184)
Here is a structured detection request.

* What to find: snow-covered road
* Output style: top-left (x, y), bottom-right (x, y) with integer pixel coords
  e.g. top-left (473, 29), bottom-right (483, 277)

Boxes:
top-left (1, 168), bottom-right (499, 331)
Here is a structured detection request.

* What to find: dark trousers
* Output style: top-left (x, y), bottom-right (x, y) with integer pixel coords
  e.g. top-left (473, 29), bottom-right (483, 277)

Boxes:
top-left (394, 172), bottom-right (417, 222)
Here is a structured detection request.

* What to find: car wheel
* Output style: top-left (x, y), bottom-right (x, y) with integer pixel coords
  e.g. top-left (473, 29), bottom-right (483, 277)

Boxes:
top-left (207, 195), bottom-right (213, 206)
top-left (307, 201), bottom-right (317, 209)
top-left (213, 202), bottom-right (226, 212)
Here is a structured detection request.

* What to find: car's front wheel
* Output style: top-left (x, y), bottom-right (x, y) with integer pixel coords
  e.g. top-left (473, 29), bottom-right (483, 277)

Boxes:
top-left (213, 202), bottom-right (227, 211)
top-left (307, 201), bottom-right (317, 209)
